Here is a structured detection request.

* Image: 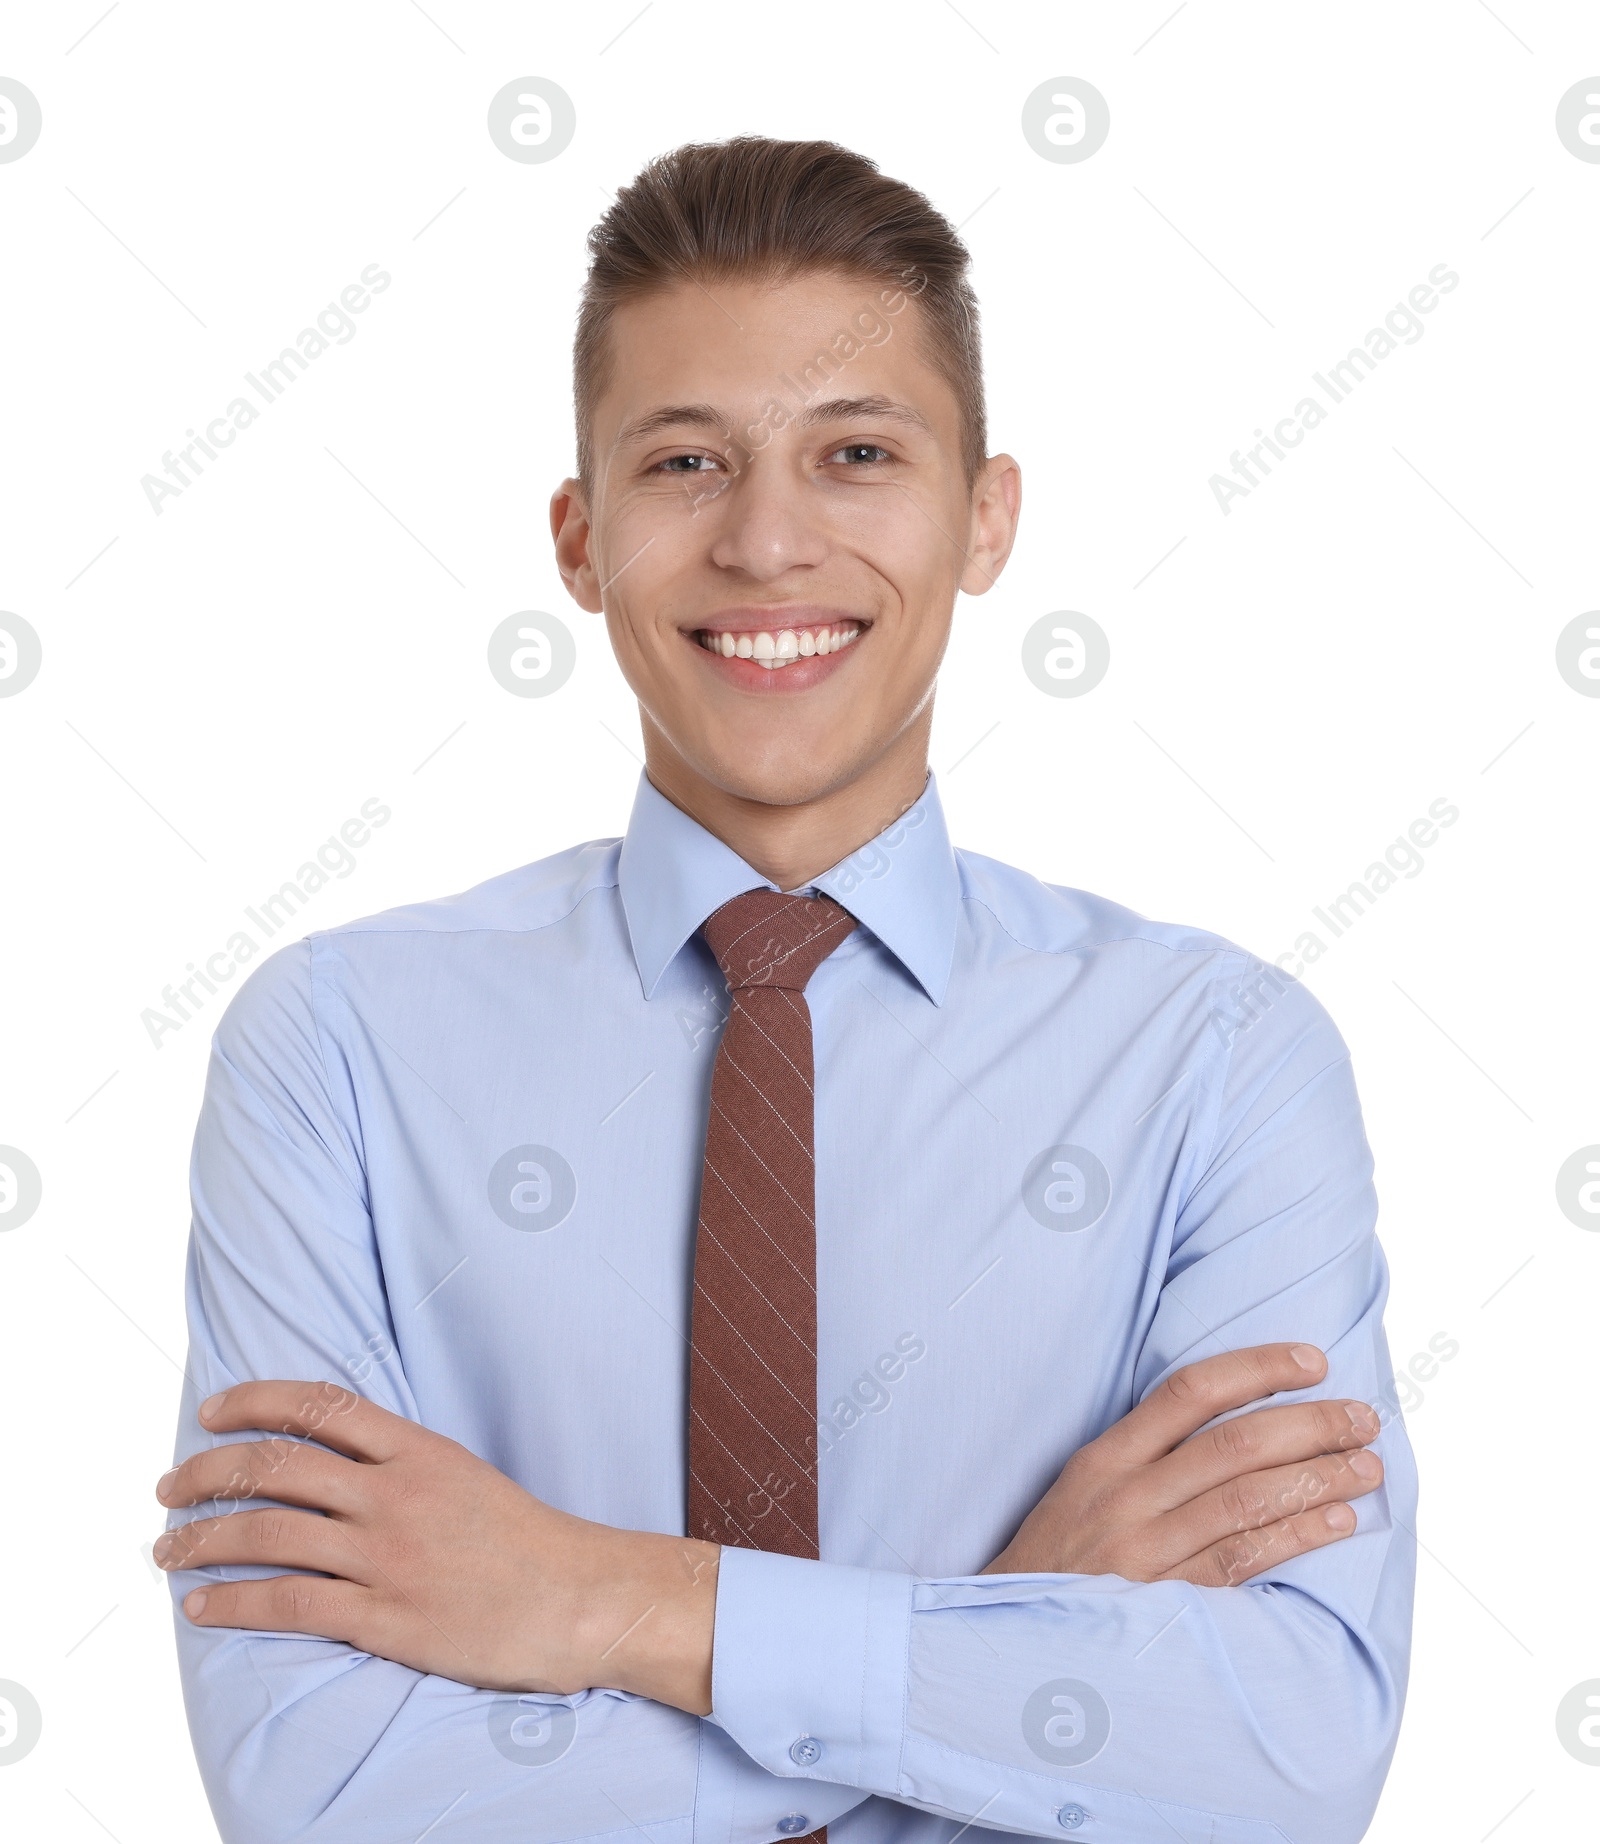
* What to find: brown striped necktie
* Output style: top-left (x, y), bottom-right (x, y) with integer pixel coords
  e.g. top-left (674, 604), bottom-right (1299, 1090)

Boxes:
top-left (687, 889), bottom-right (855, 1844)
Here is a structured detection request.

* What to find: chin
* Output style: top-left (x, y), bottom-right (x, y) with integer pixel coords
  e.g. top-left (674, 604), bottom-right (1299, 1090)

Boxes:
top-left (710, 759), bottom-right (847, 810)
top-left (696, 732), bottom-right (870, 810)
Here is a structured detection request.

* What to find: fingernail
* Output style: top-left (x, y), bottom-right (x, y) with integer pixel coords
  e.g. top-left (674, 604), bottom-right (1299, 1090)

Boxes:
top-left (1345, 1402), bottom-right (1379, 1437)
top-left (155, 1468), bottom-right (179, 1500)
top-left (1288, 1344), bottom-right (1321, 1372)
top-left (1324, 1503), bottom-right (1356, 1532)
top-left (184, 1590), bottom-right (209, 1618)
top-left (152, 1533), bottom-right (175, 1565)
top-left (199, 1393), bottom-right (224, 1422)
top-left (1349, 1449), bottom-right (1382, 1480)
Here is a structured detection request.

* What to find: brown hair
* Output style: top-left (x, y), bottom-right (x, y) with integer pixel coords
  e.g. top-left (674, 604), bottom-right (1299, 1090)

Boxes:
top-left (573, 135), bottom-right (986, 494)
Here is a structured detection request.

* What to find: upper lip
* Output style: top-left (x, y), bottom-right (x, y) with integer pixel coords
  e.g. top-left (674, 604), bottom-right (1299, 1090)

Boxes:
top-left (687, 606), bottom-right (870, 636)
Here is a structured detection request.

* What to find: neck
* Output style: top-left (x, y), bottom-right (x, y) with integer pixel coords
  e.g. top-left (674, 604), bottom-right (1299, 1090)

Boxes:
top-left (640, 715), bottom-right (932, 892)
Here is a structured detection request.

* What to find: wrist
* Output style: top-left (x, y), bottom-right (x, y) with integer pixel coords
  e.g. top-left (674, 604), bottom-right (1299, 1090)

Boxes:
top-left (578, 1529), bottom-right (720, 1714)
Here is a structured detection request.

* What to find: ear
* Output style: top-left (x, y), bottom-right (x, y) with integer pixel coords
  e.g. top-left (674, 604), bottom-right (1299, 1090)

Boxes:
top-left (550, 479), bottom-right (604, 613)
top-left (960, 453), bottom-right (1023, 597)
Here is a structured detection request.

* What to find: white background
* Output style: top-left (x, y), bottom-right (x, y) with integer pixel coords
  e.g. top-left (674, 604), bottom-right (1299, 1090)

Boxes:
top-left (2, 2), bottom-right (1597, 1838)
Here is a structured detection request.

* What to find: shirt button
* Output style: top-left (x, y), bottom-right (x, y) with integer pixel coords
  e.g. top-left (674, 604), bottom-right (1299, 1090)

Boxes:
top-left (1057, 1806), bottom-right (1087, 1829)
top-left (789, 1736), bottom-right (823, 1766)
top-left (777, 1816), bottom-right (811, 1835)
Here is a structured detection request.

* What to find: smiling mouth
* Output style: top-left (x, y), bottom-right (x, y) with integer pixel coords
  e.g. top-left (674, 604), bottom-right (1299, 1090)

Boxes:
top-left (693, 620), bottom-right (864, 669)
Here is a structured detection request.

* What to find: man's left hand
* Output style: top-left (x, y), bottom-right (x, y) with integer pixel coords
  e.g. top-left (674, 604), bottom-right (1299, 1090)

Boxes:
top-left (154, 1380), bottom-right (719, 1713)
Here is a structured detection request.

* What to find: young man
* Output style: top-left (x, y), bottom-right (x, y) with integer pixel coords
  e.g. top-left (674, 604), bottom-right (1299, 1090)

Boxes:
top-left (155, 138), bottom-right (1415, 1844)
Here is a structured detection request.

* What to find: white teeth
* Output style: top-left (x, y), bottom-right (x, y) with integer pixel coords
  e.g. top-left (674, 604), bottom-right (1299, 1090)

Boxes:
top-left (698, 622), bottom-right (865, 662)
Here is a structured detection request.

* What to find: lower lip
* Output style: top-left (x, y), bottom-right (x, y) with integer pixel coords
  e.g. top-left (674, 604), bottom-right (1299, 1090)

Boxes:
top-left (688, 634), bottom-right (863, 692)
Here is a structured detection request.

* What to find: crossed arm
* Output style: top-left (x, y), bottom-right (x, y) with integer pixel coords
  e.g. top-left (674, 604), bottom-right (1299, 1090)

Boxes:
top-left (169, 941), bottom-right (1413, 1843)
top-left (153, 1341), bottom-right (1384, 1717)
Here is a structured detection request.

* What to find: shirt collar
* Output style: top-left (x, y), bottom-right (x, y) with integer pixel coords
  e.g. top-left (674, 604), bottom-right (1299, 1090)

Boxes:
top-left (617, 769), bottom-right (960, 1007)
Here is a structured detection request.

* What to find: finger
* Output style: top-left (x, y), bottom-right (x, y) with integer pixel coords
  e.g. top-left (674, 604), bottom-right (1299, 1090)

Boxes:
top-left (181, 1571), bottom-right (374, 1642)
top-left (1147, 1396), bottom-right (1380, 1509)
top-left (155, 1507), bottom-right (358, 1580)
top-left (157, 1437), bottom-right (364, 1514)
top-left (1165, 1498), bottom-right (1363, 1589)
top-left (1092, 1344), bottom-right (1328, 1469)
top-left (1157, 1446), bottom-right (1384, 1570)
top-left (195, 1381), bottom-right (415, 1464)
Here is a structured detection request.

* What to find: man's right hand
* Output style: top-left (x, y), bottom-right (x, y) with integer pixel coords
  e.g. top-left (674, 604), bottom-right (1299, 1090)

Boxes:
top-left (982, 1343), bottom-right (1384, 1587)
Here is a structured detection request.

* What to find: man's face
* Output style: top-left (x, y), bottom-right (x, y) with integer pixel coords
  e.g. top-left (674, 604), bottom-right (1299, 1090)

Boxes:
top-left (552, 269), bottom-right (1018, 809)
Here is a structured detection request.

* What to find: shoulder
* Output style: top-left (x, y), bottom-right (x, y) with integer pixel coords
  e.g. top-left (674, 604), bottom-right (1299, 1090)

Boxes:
top-left (955, 845), bottom-right (1245, 964)
top-left (211, 835), bottom-right (624, 1060)
top-left (316, 835), bottom-right (623, 941)
top-left (953, 845), bottom-right (1348, 1058)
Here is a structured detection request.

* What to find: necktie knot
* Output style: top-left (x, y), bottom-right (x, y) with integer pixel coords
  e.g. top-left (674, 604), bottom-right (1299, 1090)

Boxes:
top-left (702, 888), bottom-right (857, 993)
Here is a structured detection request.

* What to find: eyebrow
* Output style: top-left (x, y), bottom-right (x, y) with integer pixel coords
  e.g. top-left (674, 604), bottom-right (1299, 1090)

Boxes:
top-left (611, 393), bottom-right (935, 451)
top-left (799, 395), bottom-right (935, 437)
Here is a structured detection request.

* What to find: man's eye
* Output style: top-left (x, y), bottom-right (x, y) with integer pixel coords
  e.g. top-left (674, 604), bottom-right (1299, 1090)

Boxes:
top-left (654, 453), bottom-right (719, 474)
top-left (826, 443), bottom-right (892, 466)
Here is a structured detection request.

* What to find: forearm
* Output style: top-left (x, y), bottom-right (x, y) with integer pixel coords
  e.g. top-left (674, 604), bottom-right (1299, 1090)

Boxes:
top-left (707, 1461), bottom-right (1416, 1844)
top-left (566, 1527), bottom-right (720, 1713)
top-left (175, 1620), bottom-right (701, 1844)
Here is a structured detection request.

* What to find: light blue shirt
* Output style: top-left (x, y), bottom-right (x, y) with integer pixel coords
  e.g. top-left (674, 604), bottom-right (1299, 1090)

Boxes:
top-left (169, 769), bottom-right (1415, 1844)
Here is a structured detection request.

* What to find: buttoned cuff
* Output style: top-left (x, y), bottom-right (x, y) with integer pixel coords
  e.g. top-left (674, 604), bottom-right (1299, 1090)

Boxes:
top-left (707, 1547), bottom-right (912, 1796)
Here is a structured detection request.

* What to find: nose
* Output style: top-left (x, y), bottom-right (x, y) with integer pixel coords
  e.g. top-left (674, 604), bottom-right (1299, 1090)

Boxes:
top-left (706, 452), bottom-right (830, 580)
